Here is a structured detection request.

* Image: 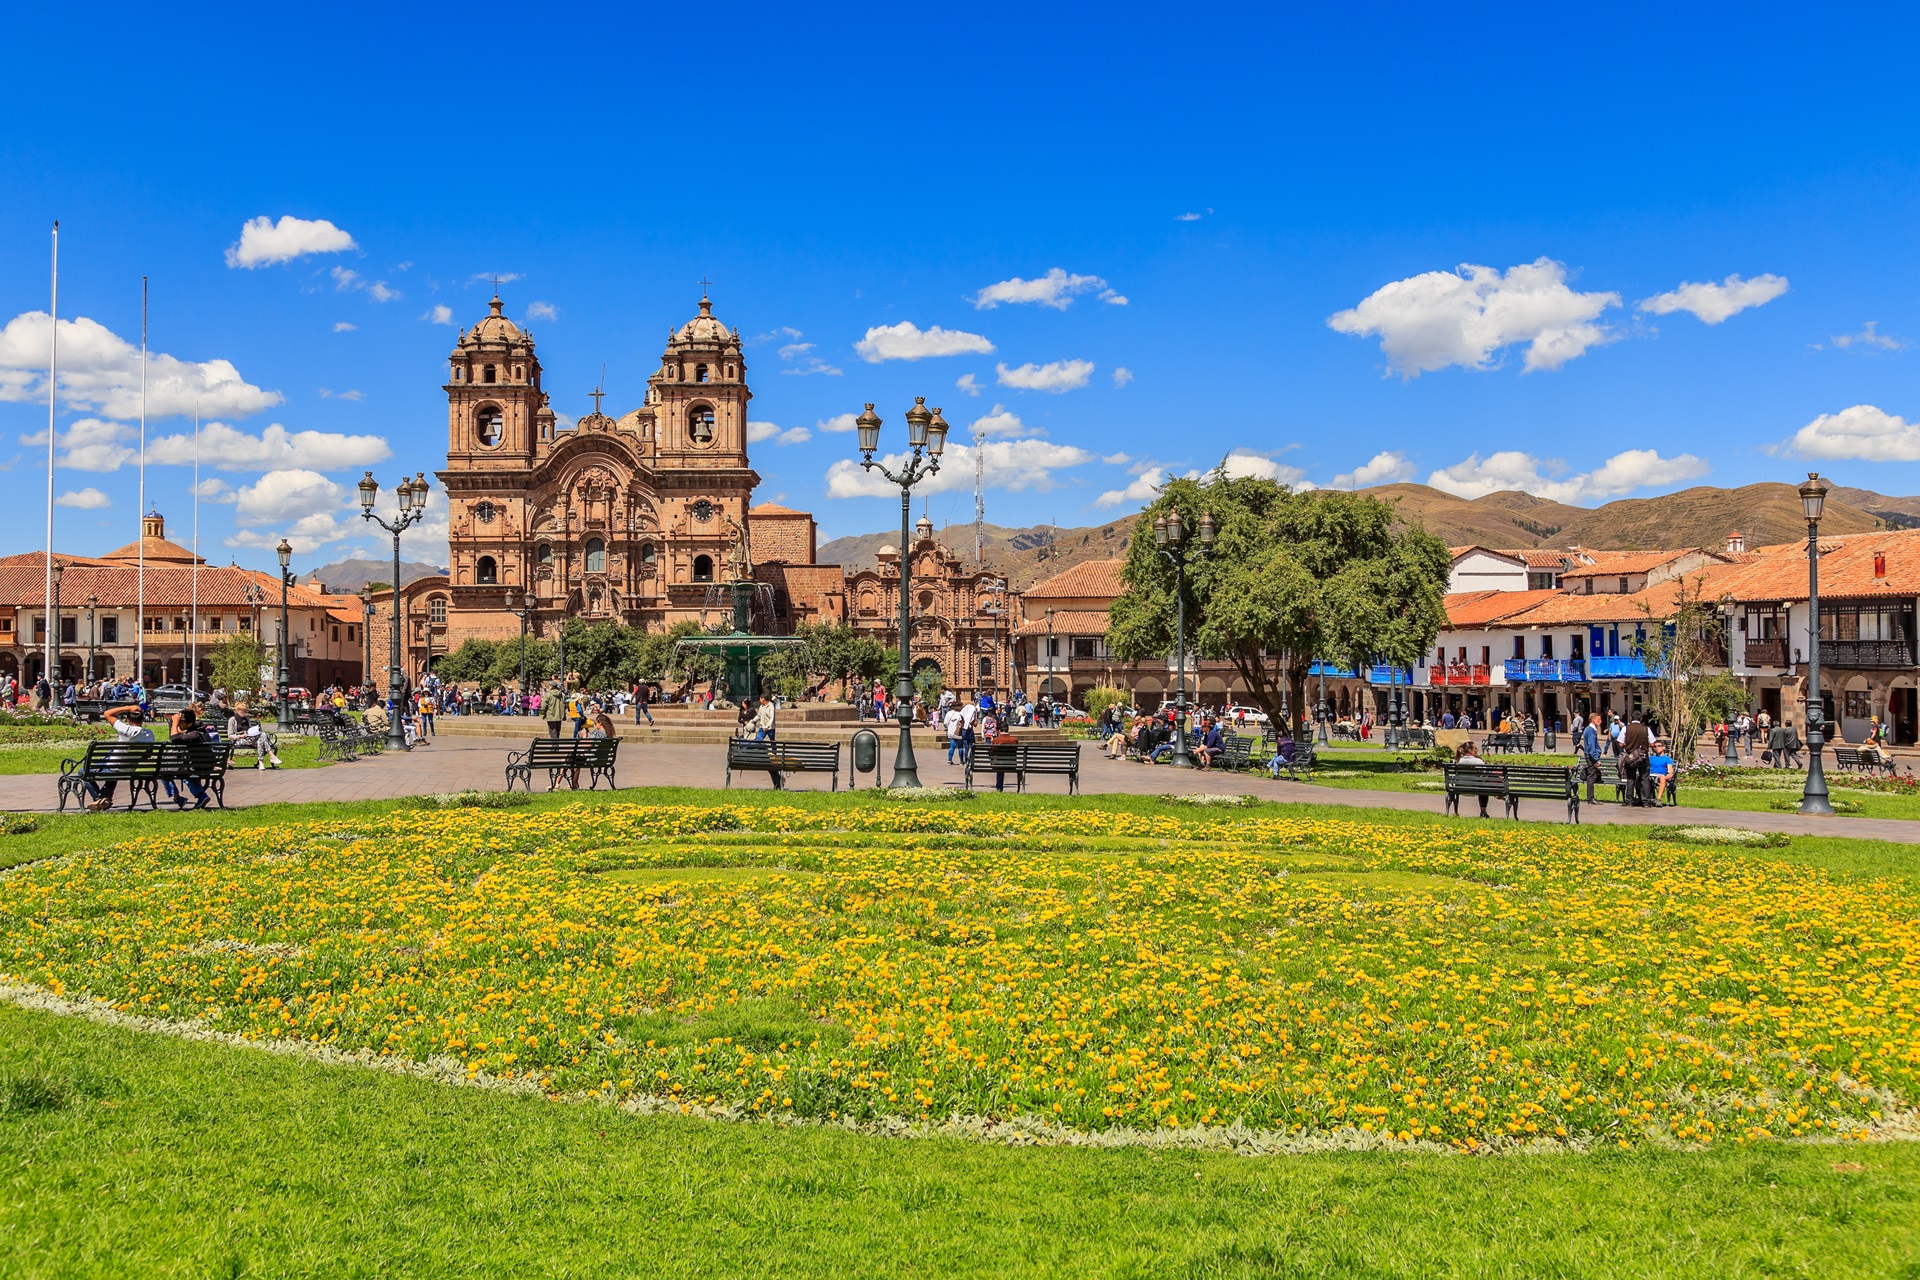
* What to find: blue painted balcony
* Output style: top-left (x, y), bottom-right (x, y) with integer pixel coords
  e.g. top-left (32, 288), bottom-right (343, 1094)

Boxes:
top-left (1587, 655), bottom-right (1654, 679)
top-left (1367, 664), bottom-right (1414, 686)
top-left (1308, 661), bottom-right (1356, 678)
top-left (1504, 658), bottom-right (1587, 682)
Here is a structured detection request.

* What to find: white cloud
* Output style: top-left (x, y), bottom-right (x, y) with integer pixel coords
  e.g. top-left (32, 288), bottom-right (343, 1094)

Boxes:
top-left (1331, 450), bottom-right (1415, 489)
top-left (426, 305), bottom-right (454, 325)
top-left (54, 487), bottom-right (110, 509)
top-left (1111, 366), bottom-right (1134, 388)
top-left (526, 301), bottom-right (559, 322)
top-left (778, 341), bottom-right (813, 359)
top-left (854, 322), bottom-right (994, 363)
top-left (23, 417), bottom-right (137, 472)
top-left (1327, 257), bottom-right (1621, 376)
top-left (817, 412), bottom-right (860, 434)
top-left (1094, 467), bottom-right (1166, 509)
top-left (1212, 449), bottom-right (1309, 486)
top-left (777, 336), bottom-right (842, 377)
top-left (824, 438), bottom-right (1094, 498)
top-left (226, 215), bottom-right (357, 269)
top-left (0, 311), bottom-right (281, 420)
top-left (1176, 212), bottom-right (1203, 222)
top-left (1638, 272), bottom-right (1788, 325)
top-left (332, 266), bottom-right (398, 302)
top-left (333, 321), bottom-right (357, 333)
top-left (1427, 448), bottom-right (1708, 503)
top-left (1101, 290), bottom-right (1128, 306)
top-left (1782, 404), bottom-right (1920, 462)
top-left (969, 405), bottom-right (1035, 439)
top-left (972, 269), bottom-right (1115, 311)
top-left (1829, 321), bottom-right (1906, 352)
top-left (996, 359), bottom-right (1094, 393)
top-left (472, 272), bottom-right (522, 287)
top-left (1101, 452), bottom-right (1133, 466)
top-left (955, 373), bottom-right (982, 397)
top-left (147, 421), bottom-right (391, 473)
top-left (747, 420), bottom-right (812, 446)
top-left (233, 469), bottom-right (344, 525)
top-left (191, 477), bottom-right (235, 502)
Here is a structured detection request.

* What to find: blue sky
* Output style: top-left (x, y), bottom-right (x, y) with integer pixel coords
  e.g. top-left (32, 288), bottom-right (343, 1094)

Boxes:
top-left (5, 3), bottom-right (1920, 571)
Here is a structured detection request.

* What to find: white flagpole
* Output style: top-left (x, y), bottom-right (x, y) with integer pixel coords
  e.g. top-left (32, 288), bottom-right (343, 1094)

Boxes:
top-left (137, 276), bottom-right (147, 688)
top-left (42, 222), bottom-right (58, 691)
top-left (191, 405), bottom-right (200, 692)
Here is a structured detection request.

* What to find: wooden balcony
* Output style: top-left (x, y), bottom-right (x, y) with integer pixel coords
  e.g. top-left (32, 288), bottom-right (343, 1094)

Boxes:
top-left (1743, 637), bottom-right (1788, 666)
top-left (1820, 639), bottom-right (1915, 669)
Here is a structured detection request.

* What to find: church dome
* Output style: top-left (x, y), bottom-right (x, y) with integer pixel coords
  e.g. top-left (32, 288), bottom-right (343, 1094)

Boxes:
top-left (466, 295), bottom-right (525, 345)
top-left (673, 296), bottom-right (735, 346)
top-left (877, 544), bottom-right (899, 559)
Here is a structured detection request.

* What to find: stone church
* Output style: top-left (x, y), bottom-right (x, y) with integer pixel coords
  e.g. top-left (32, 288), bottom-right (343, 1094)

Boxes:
top-left (403, 291), bottom-right (841, 658)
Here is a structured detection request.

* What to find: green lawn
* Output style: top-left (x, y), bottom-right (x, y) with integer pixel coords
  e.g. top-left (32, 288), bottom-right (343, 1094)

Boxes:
top-left (0, 731), bottom-right (327, 777)
top-left (3, 788), bottom-right (1919, 1277)
top-left (4, 1002), bottom-right (1916, 1279)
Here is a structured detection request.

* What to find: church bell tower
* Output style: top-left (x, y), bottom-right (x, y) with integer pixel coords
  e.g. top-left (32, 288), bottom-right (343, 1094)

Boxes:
top-left (445, 294), bottom-right (554, 469)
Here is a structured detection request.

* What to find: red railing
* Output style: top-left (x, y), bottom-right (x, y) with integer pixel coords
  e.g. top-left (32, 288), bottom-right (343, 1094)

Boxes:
top-left (1431, 663), bottom-right (1491, 687)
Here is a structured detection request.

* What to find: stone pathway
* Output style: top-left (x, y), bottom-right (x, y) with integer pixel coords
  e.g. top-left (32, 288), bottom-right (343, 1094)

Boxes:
top-left (6, 734), bottom-right (1917, 844)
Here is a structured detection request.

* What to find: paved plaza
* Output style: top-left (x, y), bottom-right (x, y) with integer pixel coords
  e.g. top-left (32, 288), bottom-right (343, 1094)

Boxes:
top-left (9, 732), bottom-right (1919, 844)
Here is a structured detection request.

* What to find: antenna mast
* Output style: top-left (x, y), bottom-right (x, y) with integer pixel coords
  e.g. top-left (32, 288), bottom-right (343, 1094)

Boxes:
top-left (973, 427), bottom-right (986, 569)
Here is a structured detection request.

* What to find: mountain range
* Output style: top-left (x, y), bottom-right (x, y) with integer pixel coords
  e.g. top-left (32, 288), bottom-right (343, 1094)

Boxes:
top-left (299, 557), bottom-right (448, 593)
top-left (817, 480), bottom-right (1920, 587)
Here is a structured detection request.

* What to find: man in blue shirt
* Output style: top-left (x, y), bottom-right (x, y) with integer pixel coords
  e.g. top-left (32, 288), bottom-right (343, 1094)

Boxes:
top-left (1194, 716), bottom-right (1224, 769)
top-left (1648, 740), bottom-right (1675, 806)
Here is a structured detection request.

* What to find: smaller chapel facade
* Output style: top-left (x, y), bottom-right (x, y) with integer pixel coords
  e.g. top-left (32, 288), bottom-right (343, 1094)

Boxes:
top-left (845, 515), bottom-right (1016, 699)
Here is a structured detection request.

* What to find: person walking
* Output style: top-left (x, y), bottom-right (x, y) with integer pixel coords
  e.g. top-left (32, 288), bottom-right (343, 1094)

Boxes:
top-left (1766, 716), bottom-right (1789, 768)
top-left (1578, 712), bottom-right (1603, 802)
top-left (1619, 714), bottom-right (1653, 806)
top-left (539, 684), bottom-right (563, 740)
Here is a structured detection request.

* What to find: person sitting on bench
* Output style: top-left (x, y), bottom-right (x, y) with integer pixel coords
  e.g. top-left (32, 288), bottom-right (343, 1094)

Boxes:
top-left (1265, 734), bottom-right (1296, 778)
top-left (1454, 741), bottom-right (1492, 816)
top-left (163, 706), bottom-right (213, 810)
top-left (227, 703), bottom-right (283, 770)
top-left (87, 703), bottom-right (154, 812)
top-left (1648, 739), bottom-right (1675, 807)
top-left (1193, 716), bottom-right (1224, 770)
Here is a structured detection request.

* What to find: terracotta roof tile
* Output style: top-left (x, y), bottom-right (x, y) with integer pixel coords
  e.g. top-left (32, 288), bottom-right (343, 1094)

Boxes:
top-left (1495, 548), bottom-right (1580, 569)
top-left (1026, 558), bottom-right (1127, 600)
top-left (0, 562), bottom-right (340, 610)
top-left (1443, 589), bottom-right (1566, 628)
top-left (1017, 609), bottom-right (1111, 636)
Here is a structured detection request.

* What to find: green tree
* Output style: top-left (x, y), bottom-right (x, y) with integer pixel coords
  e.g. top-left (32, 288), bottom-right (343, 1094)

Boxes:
top-left (1083, 684), bottom-right (1130, 723)
top-left (435, 638), bottom-right (499, 686)
top-left (562, 620), bottom-right (648, 692)
top-left (208, 633), bottom-right (268, 699)
top-left (487, 638), bottom-right (554, 695)
top-left (1106, 475), bottom-right (1451, 732)
top-left (1635, 573), bottom-right (1744, 762)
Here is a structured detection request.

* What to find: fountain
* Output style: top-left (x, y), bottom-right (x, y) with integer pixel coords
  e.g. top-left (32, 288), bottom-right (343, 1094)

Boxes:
top-left (666, 515), bottom-right (806, 703)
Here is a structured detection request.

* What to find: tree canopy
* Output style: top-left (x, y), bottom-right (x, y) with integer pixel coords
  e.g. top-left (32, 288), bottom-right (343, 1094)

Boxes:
top-left (1106, 475), bottom-right (1451, 729)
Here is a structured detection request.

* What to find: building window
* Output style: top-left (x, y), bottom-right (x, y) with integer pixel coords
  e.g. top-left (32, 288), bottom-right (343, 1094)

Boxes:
top-left (429, 597), bottom-right (448, 624)
top-left (238, 617), bottom-right (251, 632)
top-left (331, 626), bottom-right (340, 642)
top-left (59, 617), bottom-right (77, 644)
top-left (1541, 635), bottom-right (1553, 659)
top-left (1617, 577), bottom-right (1630, 594)
top-left (639, 542), bottom-right (657, 565)
top-left (483, 365), bottom-right (497, 384)
top-left (475, 406), bottom-right (502, 447)
top-left (979, 656), bottom-right (993, 678)
top-left (347, 625), bottom-right (356, 642)
top-left (1072, 638), bottom-right (1096, 659)
top-left (695, 363), bottom-right (710, 383)
top-left (688, 404), bottom-right (715, 445)
top-left (585, 538), bottom-right (606, 573)
top-left (477, 556), bottom-right (498, 585)
top-left (693, 554), bottom-right (714, 582)
top-left (537, 543), bottom-right (553, 567)
top-left (99, 617), bottom-right (117, 643)
top-left (1512, 636), bottom-right (1525, 659)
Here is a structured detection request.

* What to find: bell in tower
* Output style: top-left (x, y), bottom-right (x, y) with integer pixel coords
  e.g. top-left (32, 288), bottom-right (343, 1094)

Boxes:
top-left (443, 293), bottom-right (554, 467)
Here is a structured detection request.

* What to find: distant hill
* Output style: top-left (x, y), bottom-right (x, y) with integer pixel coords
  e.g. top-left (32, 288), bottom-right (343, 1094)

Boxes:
top-left (818, 481), bottom-right (1919, 579)
top-left (300, 557), bottom-right (447, 592)
top-left (819, 517), bottom-right (1141, 590)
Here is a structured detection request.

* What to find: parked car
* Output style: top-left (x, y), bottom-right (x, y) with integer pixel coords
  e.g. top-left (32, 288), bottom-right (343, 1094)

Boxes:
top-left (149, 684), bottom-right (208, 706)
top-left (1224, 704), bottom-right (1271, 724)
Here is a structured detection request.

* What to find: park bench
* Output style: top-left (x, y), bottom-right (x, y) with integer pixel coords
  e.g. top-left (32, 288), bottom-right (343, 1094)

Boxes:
top-left (1399, 728), bottom-right (1436, 751)
top-left (504, 738), bottom-right (588, 792)
top-left (68, 699), bottom-right (114, 723)
top-left (1591, 758), bottom-right (1683, 806)
top-left (725, 738), bottom-right (841, 791)
top-left (1216, 733), bottom-right (1254, 772)
top-left (1444, 763), bottom-right (1581, 823)
top-left (157, 741), bottom-right (237, 809)
top-left (579, 737), bottom-right (620, 790)
top-left (1833, 745), bottom-right (1895, 776)
top-left (964, 741), bottom-right (1081, 794)
top-left (1331, 722), bottom-right (1361, 742)
top-left (56, 740), bottom-right (232, 812)
top-left (315, 723), bottom-right (361, 763)
top-left (1271, 739), bottom-right (1317, 780)
top-left (1482, 731), bottom-right (1535, 755)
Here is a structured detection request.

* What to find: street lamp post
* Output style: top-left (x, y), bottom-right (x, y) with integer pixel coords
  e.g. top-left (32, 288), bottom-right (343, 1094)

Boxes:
top-left (85, 593), bottom-right (97, 687)
top-left (1798, 473), bottom-right (1834, 816)
top-left (1316, 659), bottom-right (1329, 745)
top-left (1045, 606), bottom-right (1057, 716)
top-left (505, 588), bottom-right (534, 715)
top-left (1154, 507), bottom-right (1216, 768)
top-left (854, 398), bottom-right (948, 788)
top-left (357, 471), bottom-right (431, 751)
top-left (358, 585), bottom-right (374, 707)
top-left (243, 582), bottom-right (264, 699)
top-left (275, 539), bottom-right (295, 730)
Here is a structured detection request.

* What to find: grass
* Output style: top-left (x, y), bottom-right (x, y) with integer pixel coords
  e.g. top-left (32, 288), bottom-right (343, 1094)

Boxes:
top-left (0, 730), bottom-right (328, 777)
top-left (3, 1002), bottom-right (1918, 1279)
top-left (3, 787), bottom-right (1920, 1275)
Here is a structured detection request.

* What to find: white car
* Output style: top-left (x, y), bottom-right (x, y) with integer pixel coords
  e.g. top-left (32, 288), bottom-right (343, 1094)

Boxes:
top-left (1224, 704), bottom-right (1271, 724)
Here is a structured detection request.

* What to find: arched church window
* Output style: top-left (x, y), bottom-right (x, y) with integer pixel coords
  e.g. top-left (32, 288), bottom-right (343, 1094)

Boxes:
top-left (693, 554), bottom-right (714, 583)
top-left (639, 543), bottom-right (658, 565)
top-left (483, 365), bottom-right (497, 384)
top-left (476, 557), bottom-right (498, 585)
top-left (695, 364), bottom-right (710, 383)
top-left (475, 407), bottom-right (502, 447)
top-left (429, 597), bottom-right (448, 624)
top-left (537, 543), bottom-right (553, 567)
top-left (688, 404), bottom-right (715, 446)
top-left (453, 366), bottom-right (464, 382)
top-left (585, 538), bottom-right (606, 573)
top-left (979, 656), bottom-right (993, 678)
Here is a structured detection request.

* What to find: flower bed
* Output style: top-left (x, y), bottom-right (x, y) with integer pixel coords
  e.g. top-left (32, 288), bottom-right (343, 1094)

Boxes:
top-left (1, 804), bottom-right (1911, 1151)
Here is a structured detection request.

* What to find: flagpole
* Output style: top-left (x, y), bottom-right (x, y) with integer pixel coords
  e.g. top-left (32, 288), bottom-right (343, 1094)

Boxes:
top-left (137, 276), bottom-right (147, 688)
top-left (191, 405), bottom-right (200, 693)
top-left (42, 222), bottom-right (58, 691)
